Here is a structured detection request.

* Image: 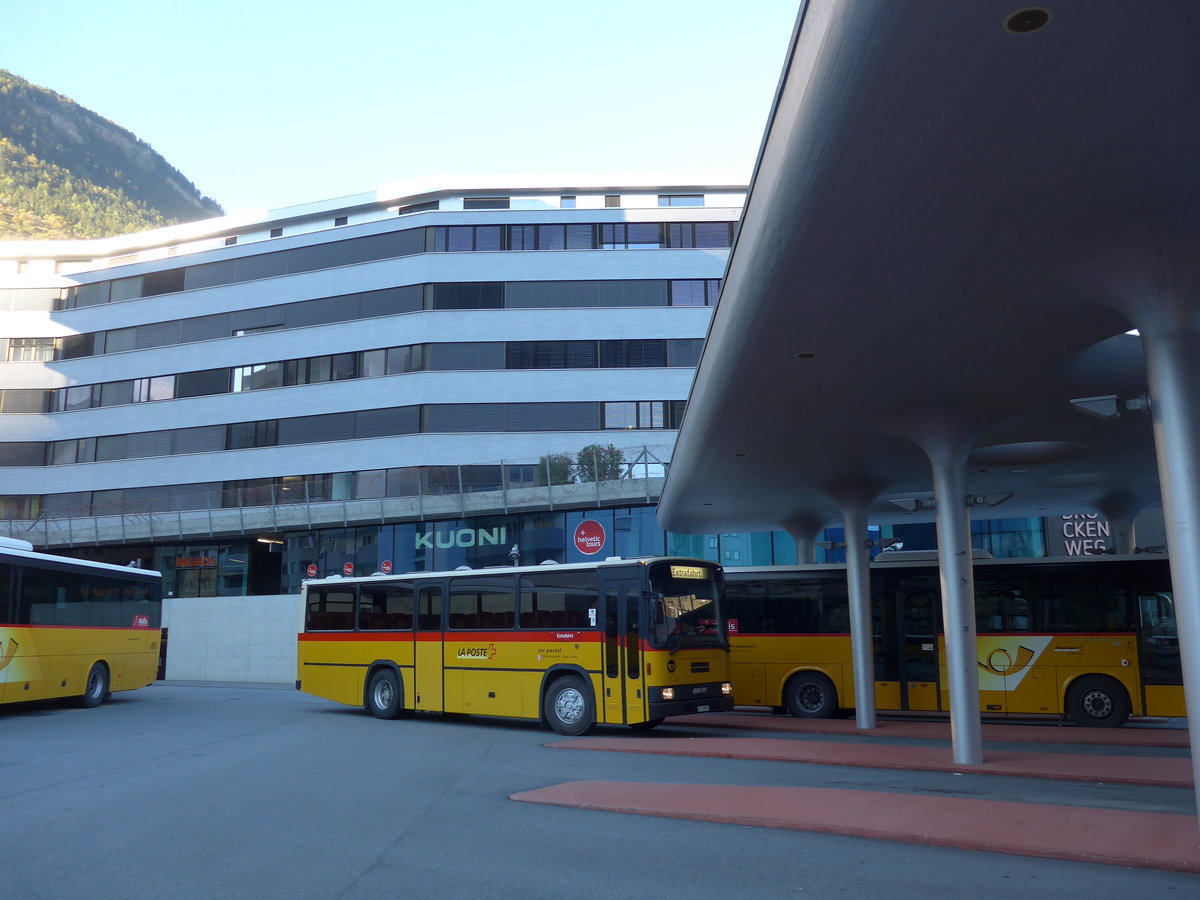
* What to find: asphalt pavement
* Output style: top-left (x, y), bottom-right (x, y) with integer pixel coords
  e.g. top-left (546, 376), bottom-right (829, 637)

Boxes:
top-left (2, 683), bottom-right (1196, 898)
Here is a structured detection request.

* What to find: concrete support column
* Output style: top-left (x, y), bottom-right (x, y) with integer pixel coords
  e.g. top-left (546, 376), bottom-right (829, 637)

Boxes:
top-left (841, 504), bottom-right (876, 729)
top-left (928, 446), bottom-right (983, 766)
top-left (1109, 517), bottom-right (1135, 555)
top-left (792, 534), bottom-right (818, 565)
top-left (1096, 492), bottom-right (1142, 555)
top-left (1140, 327), bottom-right (1200, 817)
top-left (784, 514), bottom-right (826, 565)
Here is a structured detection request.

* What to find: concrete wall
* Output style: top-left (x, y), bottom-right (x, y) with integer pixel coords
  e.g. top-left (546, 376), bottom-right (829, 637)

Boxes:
top-left (162, 594), bottom-right (302, 684)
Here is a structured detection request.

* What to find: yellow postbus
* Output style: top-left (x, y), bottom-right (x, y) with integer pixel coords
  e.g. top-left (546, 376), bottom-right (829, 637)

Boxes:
top-left (1, 537), bottom-right (163, 708)
top-left (724, 554), bottom-right (1183, 727)
top-left (297, 556), bottom-right (733, 734)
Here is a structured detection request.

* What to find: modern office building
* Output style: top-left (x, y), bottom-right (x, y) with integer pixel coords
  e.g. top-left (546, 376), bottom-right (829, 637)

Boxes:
top-left (0, 178), bottom-right (764, 596)
top-left (0, 178), bottom-right (1118, 597)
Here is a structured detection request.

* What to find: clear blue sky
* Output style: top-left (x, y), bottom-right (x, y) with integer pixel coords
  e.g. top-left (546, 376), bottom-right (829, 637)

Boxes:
top-left (2, 0), bottom-right (799, 213)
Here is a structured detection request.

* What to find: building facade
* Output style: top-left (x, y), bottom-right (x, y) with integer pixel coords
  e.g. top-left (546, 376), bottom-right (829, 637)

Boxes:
top-left (0, 179), bottom-right (761, 595)
top-left (0, 179), bottom-right (1104, 597)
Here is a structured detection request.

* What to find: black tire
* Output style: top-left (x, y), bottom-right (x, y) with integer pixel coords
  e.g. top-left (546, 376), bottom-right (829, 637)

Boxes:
top-left (629, 718), bottom-right (665, 732)
top-left (78, 662), bottom-right (109, 708)
top-left (1065, 675), bottom-right (1131, 727)
top-left (544, 676), bottom-right (594, 736)
top-left (784, 671), bottom-right (838, 718)
top-left (366, 669), bottom-right (403, 720)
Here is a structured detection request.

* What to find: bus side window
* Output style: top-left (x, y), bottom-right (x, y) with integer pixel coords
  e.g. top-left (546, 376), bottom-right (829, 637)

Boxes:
top-left (1140, 593), bottom-right (1177, 638)
top-left (0, 562), bottom-right (10, 621)
top-left (974, 591), bottom-right (1000, 633)
top-left (418, 586), bottom-right (443, 630)
top-left (307, 588), bottom-right (354, 631)
top-left (519, 571), bottom-right (598, 629)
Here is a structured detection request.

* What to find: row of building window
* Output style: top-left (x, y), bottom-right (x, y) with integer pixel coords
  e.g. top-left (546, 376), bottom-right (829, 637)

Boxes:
top-left (48, 221), bottom-right (733, 310)
top-left (0, 400), bottom-right (685, 468)
top-left (222, 195), bottom-right (706, 244)
top-left (0, 279), bottom-right (720, 364)
top-left (0, 461), bottom-right (658, 519)
top-left (462, 194), bottom-right (703, 211)
top-left (1, 340), bottom-right (703, 415)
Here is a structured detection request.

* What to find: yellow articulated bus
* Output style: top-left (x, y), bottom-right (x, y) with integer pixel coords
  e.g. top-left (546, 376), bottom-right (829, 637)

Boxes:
top-left (1, 536), bottom-right (163, 708)
top-left (297, 557), bottom-right (733, 734)
top-left (724, 554), bottom-right (1183, 727)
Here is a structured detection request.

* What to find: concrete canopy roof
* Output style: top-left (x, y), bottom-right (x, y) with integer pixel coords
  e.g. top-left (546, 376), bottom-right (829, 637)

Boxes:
top-left (658, 0), bottom-right (1200, 535)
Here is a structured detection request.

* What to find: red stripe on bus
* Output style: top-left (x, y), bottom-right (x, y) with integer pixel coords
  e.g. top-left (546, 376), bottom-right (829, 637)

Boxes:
top-left (0, 624), bottom-right (157, 631)
top-left (298, 630), bottom-right (602, 643)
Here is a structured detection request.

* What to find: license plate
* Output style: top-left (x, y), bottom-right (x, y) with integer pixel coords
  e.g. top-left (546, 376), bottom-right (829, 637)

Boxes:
top-left (697, 704), bottom-right (710, 712)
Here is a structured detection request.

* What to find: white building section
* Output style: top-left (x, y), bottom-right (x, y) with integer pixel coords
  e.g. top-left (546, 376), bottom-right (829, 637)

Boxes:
top-left (0, 178), bottom-right (744, 594)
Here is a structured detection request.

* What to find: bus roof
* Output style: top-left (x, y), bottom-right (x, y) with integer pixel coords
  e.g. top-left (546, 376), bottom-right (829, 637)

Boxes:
top-left (0, 543), bottom-right (162, 579)
top-left (302, 556), bottom-right (718, 587)
top-left (725, 552), bottom-right (1169, 577)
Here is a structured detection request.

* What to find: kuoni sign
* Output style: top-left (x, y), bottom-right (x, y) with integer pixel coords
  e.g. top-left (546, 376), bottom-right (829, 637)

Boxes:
top-left (574, 520), bottom-right (606, 555)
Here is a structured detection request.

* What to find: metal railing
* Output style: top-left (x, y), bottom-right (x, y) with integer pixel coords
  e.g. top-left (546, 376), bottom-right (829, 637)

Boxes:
top-left (3, 445), bottom-right (673, 549)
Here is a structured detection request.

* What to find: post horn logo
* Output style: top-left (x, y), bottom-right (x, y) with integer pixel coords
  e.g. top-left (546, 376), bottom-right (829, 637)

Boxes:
top-left (0, 637), bottom-right (18, 672)
top-left (977, 645), bottom-right (1035, 676)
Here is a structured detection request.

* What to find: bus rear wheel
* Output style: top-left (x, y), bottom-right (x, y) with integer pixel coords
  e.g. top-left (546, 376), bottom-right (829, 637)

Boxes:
top-left (366, 669), bottom-right (404, 720)
top-left (784, 671), bottom-right (837, 718)
top-left (1065, 675), bottom-right (1130, 727)
top-left (78, 662), bottom-right (109, 708)
top-left (544, 676), bottom-right (593, 736)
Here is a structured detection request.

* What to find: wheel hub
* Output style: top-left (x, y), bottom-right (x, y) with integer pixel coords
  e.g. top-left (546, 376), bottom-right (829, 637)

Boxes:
top-left (1081, 689), bottom-right (1113, 719)
top-left (799, 685), bottom-right (824, 712)
top-left (375, 680), bottom-right (393, 707)
top-left (555, 688), bottom-right (584, 724)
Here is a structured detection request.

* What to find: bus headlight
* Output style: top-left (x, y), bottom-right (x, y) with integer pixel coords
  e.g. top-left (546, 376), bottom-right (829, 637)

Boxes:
top-left (661, 687), bottom-right (675, 701)
top-left (721, 682), bottom-right (733, 695)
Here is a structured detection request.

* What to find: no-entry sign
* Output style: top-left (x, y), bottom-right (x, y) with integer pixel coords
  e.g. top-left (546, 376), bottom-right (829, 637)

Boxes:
top-left (306, 563), bottom-right (318, 577)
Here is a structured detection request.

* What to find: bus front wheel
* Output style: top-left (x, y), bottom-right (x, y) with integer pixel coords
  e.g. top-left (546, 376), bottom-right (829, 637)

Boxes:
top-left (366, 669), bottom-right (404, 720)
top-left (544, 676), bottom-right (594, 736)
top-left (784, 671), bottom-right (837, 718)
top-left (1065, 675), bottom-right (1130, 727)
top-left (78, 662), bottom-right (109, 708)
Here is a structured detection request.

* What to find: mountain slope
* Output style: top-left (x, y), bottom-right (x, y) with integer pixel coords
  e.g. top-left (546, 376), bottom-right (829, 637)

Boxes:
top-left (0, 69), bottom-right (223, 239)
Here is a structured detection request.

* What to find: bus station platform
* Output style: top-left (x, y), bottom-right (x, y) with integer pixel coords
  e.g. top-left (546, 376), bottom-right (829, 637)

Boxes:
top-left (512, 712), bottom-right (1200, 873)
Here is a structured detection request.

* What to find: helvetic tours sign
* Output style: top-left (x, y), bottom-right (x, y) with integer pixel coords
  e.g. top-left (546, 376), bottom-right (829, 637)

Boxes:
top-left (415, 527), bottom-right (507, 550)
top-left (1060, 513), bottom-right (1110, 556)
top-left (574, 520), bottom-right (606, 555)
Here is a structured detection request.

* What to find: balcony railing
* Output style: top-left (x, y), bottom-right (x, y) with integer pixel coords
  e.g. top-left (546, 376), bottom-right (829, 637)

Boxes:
top-left (2, 445), bottom-right (672, 549)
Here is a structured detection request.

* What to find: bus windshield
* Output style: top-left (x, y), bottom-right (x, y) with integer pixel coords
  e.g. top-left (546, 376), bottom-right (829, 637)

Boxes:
top-left (645, 561), bottom-right (726, 650)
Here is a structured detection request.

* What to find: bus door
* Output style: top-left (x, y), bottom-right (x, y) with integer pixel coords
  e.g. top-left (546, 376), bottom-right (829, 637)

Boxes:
top-left (599, 579), bottom-right (647, 725)
top-left (871, 589), bottom-right (901, 711)
top-left (894, 580), bottom-right (941, 711)
top-left (1137, 590), bottom-right (1185, 716)
top-left (414, 584), bottom-right (444, 711)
